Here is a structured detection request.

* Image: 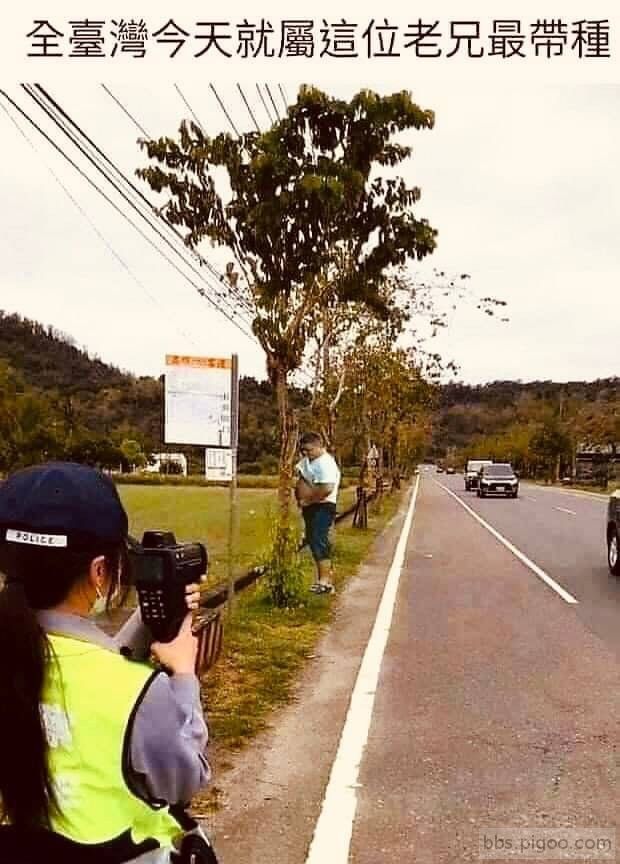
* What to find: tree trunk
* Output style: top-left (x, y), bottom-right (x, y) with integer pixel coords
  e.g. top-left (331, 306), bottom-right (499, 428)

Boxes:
top-left (274, 362), bottom-right (298, 524)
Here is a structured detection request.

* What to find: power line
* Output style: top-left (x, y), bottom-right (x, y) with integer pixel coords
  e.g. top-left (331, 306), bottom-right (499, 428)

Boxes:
top-left (0, 97), bottom-right (201, 350)
top-left (26, 84), bottom-right (254, 324)
top-left (209, 83), bottom-right (241, 137)
top-left (96, 84), bottom-right (254, 316)
top-left (27, 83), bottom-right (249, 323)
top-left (97, 85), bottom-right (252, 311)
top-left (256, 83), bottom-right (274, 125)
top-left (5, 86), bottom-right (314, 389)
top-left (264, 84), bottom-right (281, 122)
top-left (278, 84), bottom-right (289, 114)
top-left (3, 87), bottom-right (255, 341)
top-left (236, 83), bottom-right (261, 134)
top-left (189, 84), bottom-right (316, 387)
top-left (101, 83), bottom-right (150, 138)
top-left (174, 83), bottom-right (205, 134)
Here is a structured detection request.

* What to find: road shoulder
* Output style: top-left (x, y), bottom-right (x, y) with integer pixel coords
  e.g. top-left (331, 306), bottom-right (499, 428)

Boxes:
top-left (201, 487), bottom-right (414, 863)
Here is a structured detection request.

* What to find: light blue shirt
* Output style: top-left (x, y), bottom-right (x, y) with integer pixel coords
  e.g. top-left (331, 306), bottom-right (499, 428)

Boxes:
top-left (297, 452), bottom-right (341, 504)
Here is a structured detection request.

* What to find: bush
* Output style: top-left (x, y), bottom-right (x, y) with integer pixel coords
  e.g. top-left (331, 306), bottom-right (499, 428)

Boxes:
top-left (257, 455), bottom-right (279, 475)
top-left (240, 462), bottom-right (262, 475)
top-left (262, 518), bottom-right (305, 608)
top-left (112, 472), bottom-right (285, 490)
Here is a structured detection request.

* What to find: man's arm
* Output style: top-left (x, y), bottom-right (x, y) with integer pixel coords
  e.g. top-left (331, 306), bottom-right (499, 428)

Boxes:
top-left (295, 475), bottom-right (314, 507)
top-left (302, 482), bottom-right (334, 504)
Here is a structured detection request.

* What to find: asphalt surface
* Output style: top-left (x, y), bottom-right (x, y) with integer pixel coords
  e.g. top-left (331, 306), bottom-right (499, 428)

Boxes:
top-left (436, 473), bottom-right (620, 658)
top-left (205, 475), bottom-right (619, 863)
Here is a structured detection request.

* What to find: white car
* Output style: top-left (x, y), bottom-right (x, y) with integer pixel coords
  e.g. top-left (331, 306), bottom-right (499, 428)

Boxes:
top-left (465, 459), bottom-right (493, 491)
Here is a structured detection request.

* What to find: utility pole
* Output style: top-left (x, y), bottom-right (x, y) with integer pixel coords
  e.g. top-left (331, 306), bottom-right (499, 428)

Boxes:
top-left (227, 354), bottom-right (240, 613)
top-left (556, 388), bottom-right (565, 482)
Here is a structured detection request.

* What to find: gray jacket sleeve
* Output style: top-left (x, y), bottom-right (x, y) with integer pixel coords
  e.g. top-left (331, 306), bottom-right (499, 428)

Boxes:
top-left (115, 608), bottom-right (210, 803)
top-left (114, 607), bottom-right (152, 660)
top-left (128, 671), bottom-right (210, 805)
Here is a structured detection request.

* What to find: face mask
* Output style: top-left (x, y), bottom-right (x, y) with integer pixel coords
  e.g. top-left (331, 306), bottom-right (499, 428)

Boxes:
top-left (91, 579), bottom-right (121, 617)
top-left (90, 557), bottom-right (124, 617)
top-left (91, 586), bottom-right (107, 617)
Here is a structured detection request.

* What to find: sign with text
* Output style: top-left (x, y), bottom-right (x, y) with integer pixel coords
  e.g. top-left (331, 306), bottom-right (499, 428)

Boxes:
top-left (205, 447), bottom-right (234, 481)
top-left (164, 354), bottom-right (235, 447)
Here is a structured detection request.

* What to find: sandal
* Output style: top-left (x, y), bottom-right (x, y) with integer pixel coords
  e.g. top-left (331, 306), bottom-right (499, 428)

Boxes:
top-left (312, 583), bottom-right (335, 594)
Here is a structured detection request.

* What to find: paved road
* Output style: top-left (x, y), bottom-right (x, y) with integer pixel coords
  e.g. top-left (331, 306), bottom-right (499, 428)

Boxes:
top-left (207, 475), bottom-right (619, 864)
top-left (351, 474), bottom-right (618, 863)
top-left (435, 473), bottom-right (619, 658)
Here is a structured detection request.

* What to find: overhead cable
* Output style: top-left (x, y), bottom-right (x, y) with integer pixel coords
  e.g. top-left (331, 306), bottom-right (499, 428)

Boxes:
top-left (208, 83), bottom-right (241, 136)
top-left (3, 87), bottom-right (255, 341)
top-left (236, 83), bottom-right (261, 133)
top-left (97, 84), bottom-right (254, 314)
top-left (264, 84), bottom-right (281, 122)
top-left (24, 84), bottom-right (254, 326)
top-left (101, 83), bottom-right (151, 137)
top-left (174, 83), bottom-right (205, 134)
top-left (0, 97), bottom-right (201, 348)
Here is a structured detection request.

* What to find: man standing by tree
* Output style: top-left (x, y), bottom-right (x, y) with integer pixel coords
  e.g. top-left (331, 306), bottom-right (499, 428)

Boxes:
top-left (295, 432), bottom-right (341, 594)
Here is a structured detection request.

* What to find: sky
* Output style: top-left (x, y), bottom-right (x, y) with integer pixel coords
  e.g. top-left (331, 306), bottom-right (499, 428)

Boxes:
top-left (1, 0), bottom-right (618, 386)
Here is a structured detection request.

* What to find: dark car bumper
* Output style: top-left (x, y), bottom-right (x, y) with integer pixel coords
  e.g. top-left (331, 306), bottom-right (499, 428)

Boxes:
top-left (480, 483), bottom-right (518, 496)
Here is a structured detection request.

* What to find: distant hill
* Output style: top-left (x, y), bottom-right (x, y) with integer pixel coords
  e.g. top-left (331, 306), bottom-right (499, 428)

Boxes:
top-left (436, 377), bottom-right (619, 455)
top-left (0, 310), bottom-right (162, 448)
top-left (0, 311), bottom-right (292, 470)
top-left (1, 309), bottom-right (616, 471)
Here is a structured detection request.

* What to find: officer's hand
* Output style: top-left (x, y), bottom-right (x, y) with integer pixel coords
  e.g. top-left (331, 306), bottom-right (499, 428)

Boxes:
top-left (151, 614), bottom-right (198, 676)
top-left (185, 579), bottom-right (205, 611)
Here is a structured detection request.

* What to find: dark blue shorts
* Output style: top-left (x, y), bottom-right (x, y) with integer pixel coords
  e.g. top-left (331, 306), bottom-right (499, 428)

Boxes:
top-left (302, 503), bottom-right (337, 562)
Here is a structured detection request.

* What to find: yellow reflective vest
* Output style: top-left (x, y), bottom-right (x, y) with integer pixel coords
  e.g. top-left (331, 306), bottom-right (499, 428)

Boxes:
top-left (42, 633), bottom-right (181, 849)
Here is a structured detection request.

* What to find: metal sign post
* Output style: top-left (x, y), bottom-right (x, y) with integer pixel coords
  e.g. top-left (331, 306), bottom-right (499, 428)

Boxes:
top-left (227, 355), bottom-right (240, 612)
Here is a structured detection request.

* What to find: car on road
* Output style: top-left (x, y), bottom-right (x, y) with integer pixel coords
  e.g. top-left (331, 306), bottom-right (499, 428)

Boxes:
top-left (477, 463), bottom-right (519, 498)
top-left (607, 490), bottom-right (620, 575)
top-left (446, 466), bottom-right (456, 475)
top-left (464, 459), bottom-right (493, 490)
top-left (436, 465), bottom-right (444, 473)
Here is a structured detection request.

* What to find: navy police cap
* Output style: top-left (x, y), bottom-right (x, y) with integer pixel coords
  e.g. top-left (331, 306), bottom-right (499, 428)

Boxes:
top-left (0, 462), bottom-right (128, 549)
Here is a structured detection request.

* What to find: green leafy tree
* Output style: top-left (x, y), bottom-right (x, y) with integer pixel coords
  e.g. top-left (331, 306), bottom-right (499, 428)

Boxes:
top-left (529, 419), bottom-right (571, 482)
top-left (336, 336), bottom-right (436, 479)
top-left (137, 87), bottom-right (437, 510)
top-left (120, 438), bottom-right (146, 471)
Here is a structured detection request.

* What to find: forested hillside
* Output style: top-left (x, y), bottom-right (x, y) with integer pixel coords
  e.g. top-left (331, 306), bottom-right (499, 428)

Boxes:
top-left (436, 378), bottom-right (619, 479)
top-left (0, 311), bottom-right (297, 471)
top-left (0, 310), bottom-right (617, 476)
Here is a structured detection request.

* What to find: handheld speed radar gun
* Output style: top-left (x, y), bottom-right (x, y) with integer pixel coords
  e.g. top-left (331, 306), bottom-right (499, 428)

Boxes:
top-left (129, 531), bottom-right (208, 643)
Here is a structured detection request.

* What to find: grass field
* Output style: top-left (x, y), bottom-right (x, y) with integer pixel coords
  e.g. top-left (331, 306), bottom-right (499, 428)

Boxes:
top-left (118, 484), bottom-right (358, 585)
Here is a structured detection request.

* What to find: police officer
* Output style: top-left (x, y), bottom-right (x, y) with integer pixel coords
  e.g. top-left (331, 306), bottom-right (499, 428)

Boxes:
top-left (0, 462), bottom-right (213, 863)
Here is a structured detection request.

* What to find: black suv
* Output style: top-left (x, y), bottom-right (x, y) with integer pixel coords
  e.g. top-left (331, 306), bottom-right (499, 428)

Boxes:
top-left (607, 491), bottom-right (620, 575)
top-left (477, 463), bottom-right (519, 498)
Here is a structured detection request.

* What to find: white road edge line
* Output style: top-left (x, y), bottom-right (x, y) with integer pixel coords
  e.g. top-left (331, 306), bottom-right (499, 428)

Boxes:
top-left (304, 474), bottom-right (421, 864)
top-left (435, 481), bottom-right (578, 605)
top-left (554, 506), bottom-right (577, 516)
